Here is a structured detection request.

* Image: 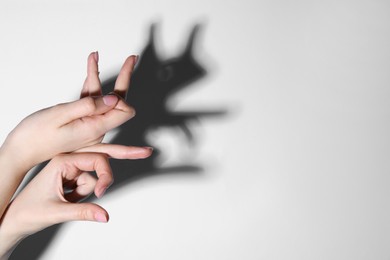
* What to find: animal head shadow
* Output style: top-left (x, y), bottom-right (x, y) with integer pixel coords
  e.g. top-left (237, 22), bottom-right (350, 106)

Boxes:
top-left (11, 22), bottom-right (227, 260)
top-left (101, 23), bottom-right (225, 187)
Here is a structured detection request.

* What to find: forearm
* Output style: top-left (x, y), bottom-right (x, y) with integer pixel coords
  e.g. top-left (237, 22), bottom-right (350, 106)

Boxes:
top-left (0, 228), bottom-right (23, 260)
top-left (0, 147), bottom-right (30, 259)
top-left (0, 147), bottom-right (28, 219)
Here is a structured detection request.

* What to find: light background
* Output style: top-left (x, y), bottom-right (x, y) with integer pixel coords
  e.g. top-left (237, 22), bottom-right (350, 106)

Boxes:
top-left (1, 0), bottom-right (390, 259)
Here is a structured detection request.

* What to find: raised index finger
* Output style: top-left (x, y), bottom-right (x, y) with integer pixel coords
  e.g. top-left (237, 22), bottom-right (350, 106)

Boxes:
top-left (113, 55), bottom-right (138, 99)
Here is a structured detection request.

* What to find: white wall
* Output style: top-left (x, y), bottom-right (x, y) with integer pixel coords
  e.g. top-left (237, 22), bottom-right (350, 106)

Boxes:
top-left (1, 0), bottom-right (390, 259)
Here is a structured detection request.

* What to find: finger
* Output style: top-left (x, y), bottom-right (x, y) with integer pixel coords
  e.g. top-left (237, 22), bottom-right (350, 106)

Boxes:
top-left (93, 155), bottom-right (114, 199)
top-left (56, 95), bottom-right (119, 124)
top-left (96, 99), bottom-right (136, 132)
top-left (75, 144), bottom-right (153, 160)
top-left (80, 83), bottom-right (88, 99)
top-left (56, 202), bottom-right (109, 223)
top-left (57, 153), bottom-right (113, 199)
top-left (113, 55), bottom-right (138, 99)
top-left (81, 51), bottom-right (101, 98)
top-left (65, 172), bottom-right (97, 202)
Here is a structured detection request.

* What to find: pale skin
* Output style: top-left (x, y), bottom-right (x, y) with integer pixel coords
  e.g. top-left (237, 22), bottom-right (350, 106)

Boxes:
top-left (0, 52), bottom-right (151, 259)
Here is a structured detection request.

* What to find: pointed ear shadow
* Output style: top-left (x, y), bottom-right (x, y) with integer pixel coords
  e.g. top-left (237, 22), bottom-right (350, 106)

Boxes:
top-left (182, 23), bottom-right (202, 57)
top-left (10, 21), bottom-right (228, 260)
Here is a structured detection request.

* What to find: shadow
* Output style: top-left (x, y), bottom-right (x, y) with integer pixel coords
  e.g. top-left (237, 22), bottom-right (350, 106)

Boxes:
top-left (10, 23), bottom-right (227, 260)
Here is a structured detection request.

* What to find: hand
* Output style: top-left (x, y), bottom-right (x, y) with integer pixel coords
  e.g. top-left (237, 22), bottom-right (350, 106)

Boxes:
top-left (0, 151), bottom-right (151, 258)
top-left (78, 51), bottom-right (138, 146)
top-left (1, 54), bottom-right (138, 173)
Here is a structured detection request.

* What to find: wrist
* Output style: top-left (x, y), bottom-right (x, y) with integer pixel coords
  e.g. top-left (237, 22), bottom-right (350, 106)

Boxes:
top-left (0, 202), bottom-right (26, 260)
top-left (0, 144), bottom-right (32, 221)
top-left (0, 222), bottom-right (24, 260)
top-left (0, 142), bottom-right (33, 176)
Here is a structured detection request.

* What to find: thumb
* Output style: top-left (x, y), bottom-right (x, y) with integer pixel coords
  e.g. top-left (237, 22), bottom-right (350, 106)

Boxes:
top-left (56, 202), bottom-right (109, 223)
top-left (55, 95), bottom-right (119, 124)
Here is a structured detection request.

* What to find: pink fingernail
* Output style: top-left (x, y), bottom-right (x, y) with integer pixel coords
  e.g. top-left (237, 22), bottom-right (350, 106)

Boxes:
top-left (134, 55), bottom-right (139, 64)
top-left (103, 95), bottom-right (118, 106)
top-left (95, 212), bottom-right (108, 223)
top-left (94, 51), bottom-right (99, 63)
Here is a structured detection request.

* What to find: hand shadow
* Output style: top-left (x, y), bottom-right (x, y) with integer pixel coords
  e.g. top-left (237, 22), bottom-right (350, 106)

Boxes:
top-left (10, 22), bottom-right (227, 260)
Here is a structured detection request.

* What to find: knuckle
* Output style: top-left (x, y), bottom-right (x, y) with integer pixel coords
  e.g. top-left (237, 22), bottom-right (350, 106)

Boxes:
top-left (79, 207), bottom-right (93, 221)
top-left (127, 106), bottom-right (136, 117)
top-left (78, 173), bottom-right (90, 185)
top-left (118, 100), bottom-right (136, 115)
top-left (96, 152), bottom-right (109, 161)
top-left (109, 178), bottom-right (114, 187)
top-left (121, 103), bottom-right (136, 119)
top-left (82, 96), bottom-right (97, 113)
top-left (50, 154), bottom-right (72, 172)
top-left (50, 154), bottom-right (66, 164)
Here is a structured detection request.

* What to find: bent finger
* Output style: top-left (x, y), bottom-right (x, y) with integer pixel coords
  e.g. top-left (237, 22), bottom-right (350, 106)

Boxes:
top-left (56, 95), bottom-right (119, 124)
top-left (65, 172), bottom-right (97, 202)
top-left (95, 99), bottom-right (136, 132)
top-left (57, 153), bottom-right (113, 199)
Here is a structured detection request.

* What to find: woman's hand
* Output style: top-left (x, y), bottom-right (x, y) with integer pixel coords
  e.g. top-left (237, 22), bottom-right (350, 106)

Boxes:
top-left (0, 54), bottom-right (138, 173)
top-left (0, 151), bottom-right (151, 259)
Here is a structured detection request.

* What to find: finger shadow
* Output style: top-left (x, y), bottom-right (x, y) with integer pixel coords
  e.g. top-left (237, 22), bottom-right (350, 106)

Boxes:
top-left (10, 22), bottom-right (227, 260)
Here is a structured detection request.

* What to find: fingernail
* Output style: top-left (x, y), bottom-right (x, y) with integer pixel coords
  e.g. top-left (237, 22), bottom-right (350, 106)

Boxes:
top-left (94, 51), bottom-right (99, 63)
top-left (103, 95), bottom-right (118, 106)
top-left (95, 212), bottom-right (108, 223)
top-left (99, 187), bottom-right (107, 198)
top-left (134, 55), bottom-right (141, 71)
top-left (144, 146), bottom-right (154, 152)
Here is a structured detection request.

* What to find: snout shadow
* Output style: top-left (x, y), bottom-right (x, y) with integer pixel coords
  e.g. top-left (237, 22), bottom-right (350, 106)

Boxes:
top-left (10, 23), bottom-right (226, 260)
